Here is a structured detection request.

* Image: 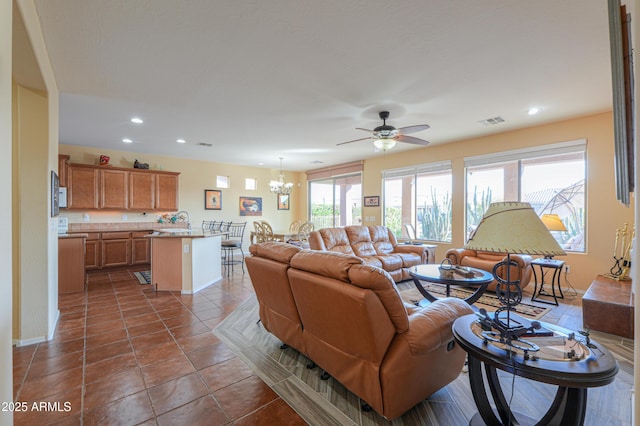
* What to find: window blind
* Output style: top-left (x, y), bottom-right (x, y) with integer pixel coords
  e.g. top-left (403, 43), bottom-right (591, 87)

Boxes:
top-left (464, 139), bottom-right (586, 168)
top-left (382, 160), bottom-right (451, 179)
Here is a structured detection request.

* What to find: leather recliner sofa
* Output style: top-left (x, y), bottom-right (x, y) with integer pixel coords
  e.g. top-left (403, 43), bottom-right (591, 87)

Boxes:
top-left (308, 225), bottom-right (431, 282)
top-left (246, 242), bottom-right (473, 420)
top-left (445, 248), bottom-right (533, 292)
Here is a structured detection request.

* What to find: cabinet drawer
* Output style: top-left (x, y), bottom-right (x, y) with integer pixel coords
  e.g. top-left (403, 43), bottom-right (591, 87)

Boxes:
top-left (101, 232), bottom-right (131, 240)
top-left (85, 232), bottom-right (101, 241)
top-left (131, 231), bottom-right (153, 238)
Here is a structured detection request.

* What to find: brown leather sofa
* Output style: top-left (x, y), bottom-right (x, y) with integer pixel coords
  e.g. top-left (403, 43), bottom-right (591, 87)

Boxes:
top-left (308, 225), bottom-right (430, 282)
top-left (246, 242), bottom-right (473, 420)
top-left (445, 248), bottom-right (533, 292)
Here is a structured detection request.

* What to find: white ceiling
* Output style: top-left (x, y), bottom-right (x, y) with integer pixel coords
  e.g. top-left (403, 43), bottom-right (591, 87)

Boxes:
top-left (27, 0), bottom-right (612, 172)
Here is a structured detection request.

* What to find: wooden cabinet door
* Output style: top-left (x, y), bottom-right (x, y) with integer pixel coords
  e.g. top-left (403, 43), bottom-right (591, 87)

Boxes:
top-left (100, 169), bottom-right (128, 209)
top-left (59, 237), bottom-right (86, 294)
top-left (58, 154), bottom-right (70, 187)
top-left (102, 232), bottom-right (131, 268)
top-left (129, 171), bottom-right (155, 210)
top-left (84, 237), bottom-right (101, 270)
top-left (155, 173), bottom-right (179, 210)
top-left (131, 231), bottom-right (151, 265)
top-left (67, 166), bottom-right (99, 209)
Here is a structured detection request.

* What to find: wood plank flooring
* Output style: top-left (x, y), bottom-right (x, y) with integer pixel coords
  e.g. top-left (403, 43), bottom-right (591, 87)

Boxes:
top-left (214, 281), bottom-right (634, 425)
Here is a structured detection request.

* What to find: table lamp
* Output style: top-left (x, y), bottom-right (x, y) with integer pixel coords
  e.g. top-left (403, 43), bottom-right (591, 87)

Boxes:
top-left (540, 214), bottom-right (567, 259)
top-left (466, 202), bottom-right (566, 345)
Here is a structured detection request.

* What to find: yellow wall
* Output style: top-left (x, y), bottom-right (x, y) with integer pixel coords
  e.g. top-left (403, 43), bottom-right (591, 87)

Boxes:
top-left (59, 144), bottom-right (305, 238)
top-left (362, 112), bottom-right (633, 292)
top-left (12, 0), bottom-right (60, 348)
top-left (1, 0), bottom-right (13, 423)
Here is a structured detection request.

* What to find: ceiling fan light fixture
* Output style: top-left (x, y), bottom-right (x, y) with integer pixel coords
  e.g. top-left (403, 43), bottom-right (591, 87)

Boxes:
top-left (373, 138), bottom-right (397, 151)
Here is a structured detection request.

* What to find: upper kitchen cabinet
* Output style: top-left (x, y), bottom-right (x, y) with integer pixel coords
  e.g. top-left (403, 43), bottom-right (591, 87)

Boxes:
top-left (67, 164), bottom-right (99, 209)
top-left (155, 173), bottom-right (179, 211)
top-left (100, 169), bottom-right (129, 209)
top-left (62, 159), bottom-right (179, 211)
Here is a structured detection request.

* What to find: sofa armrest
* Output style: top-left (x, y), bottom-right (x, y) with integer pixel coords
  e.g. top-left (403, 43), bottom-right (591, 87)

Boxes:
top-left (393, 245), bottom-right (427, 263)
top-left (308, 231), bottom-right (326, 251)
top-left (445, 248), bottom-right (477, 265)
top-left (401, 298), bottom-right (473, 355)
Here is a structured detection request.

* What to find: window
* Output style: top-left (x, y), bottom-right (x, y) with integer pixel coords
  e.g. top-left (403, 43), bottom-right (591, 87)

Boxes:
top-left (382, 161), bottom-right (452, 242)
top-left (465, 140), bottom-right (586, 252)
top-left (245, 178), bottom-right (257, 191)
top-left (216, 176), bottom-right (229, 189)
top-left (308, 174), bottom-right (362, 229)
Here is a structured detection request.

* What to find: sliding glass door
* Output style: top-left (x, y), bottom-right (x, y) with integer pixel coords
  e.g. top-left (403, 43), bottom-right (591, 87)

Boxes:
top-left (308, 174), bottom-right (361, 229)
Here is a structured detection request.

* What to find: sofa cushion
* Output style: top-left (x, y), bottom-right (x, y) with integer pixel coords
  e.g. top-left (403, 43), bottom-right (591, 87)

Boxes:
top-left (348, 264), bottom-right (409, 333)
top-left (345, 226), bottom-right (378, 257)
top-left (368, 225), bottom-right (396, 255)
top-left (374, 254), bottom-right (404, 272)
top-left (290, 249), bottom-right (363, 282)
top-left (249, 241), bottom-right (302, 263)
top-left (317, 228), bottom-right (355, 255)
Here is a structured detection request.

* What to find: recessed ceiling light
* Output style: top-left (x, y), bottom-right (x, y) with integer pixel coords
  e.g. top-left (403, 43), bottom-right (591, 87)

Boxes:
top-left (176, 139), bottom-right (186, 144)
top-left (258, 162), bottom-right (264, 166)
top-left (122, 138), bottom-right (133, 143)
top-left (528, 107), bottom-right (539, 115)
top-left (130, 117), bottom-right (143, 124)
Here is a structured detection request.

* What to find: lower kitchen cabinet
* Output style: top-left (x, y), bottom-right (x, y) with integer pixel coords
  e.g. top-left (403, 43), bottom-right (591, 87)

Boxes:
top-left (59, 235), bottom-right (86, 294)
top-left (102, 232), bottom-right (131, 268)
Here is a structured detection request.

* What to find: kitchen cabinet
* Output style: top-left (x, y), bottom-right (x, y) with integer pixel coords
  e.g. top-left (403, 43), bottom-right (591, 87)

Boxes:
top-left (131, 231), bottom-right (152, 264)
top-left (59, 235), bottom-right (86, 294)
top-left (58, 154), bottom-right (70, 187)
top-left (155, 173), bottom-right (179, 211)
top-left (67, 165), bottom-right (99, 209)
top-left (61, 158), bottom-right (179, 211)
top-left (100, 169), bottom-right (129, 209)
top-left (129, 171), bottom-right (155, 210)
top-left (101, 232), bottom-right (131, 268)
top-left (84, 233), bottom-right (101, 270)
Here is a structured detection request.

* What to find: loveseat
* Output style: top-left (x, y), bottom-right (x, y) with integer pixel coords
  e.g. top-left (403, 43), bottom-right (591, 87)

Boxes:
top-left (308, 225), bottom-right (431, 282)
top-left (246, 242), bottom-right (473, 420)
top-left (445, 248), bottom-right (533, 292)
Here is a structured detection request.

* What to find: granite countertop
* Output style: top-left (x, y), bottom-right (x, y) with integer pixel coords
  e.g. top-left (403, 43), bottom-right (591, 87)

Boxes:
top-left (147, 230), bottom-right (228, 238)
top-left (58, 233), bottom-right (89, 239)
top-left (67, 222), bottom-right (188, 233)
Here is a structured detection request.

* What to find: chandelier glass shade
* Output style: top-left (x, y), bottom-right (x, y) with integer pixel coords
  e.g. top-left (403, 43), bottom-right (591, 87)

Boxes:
top-left (269, 158), bottom-right (294, 195)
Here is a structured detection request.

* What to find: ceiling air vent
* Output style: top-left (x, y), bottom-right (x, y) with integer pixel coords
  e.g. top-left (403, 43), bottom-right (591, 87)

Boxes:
top-left (195, 142), bottom-right (213, 147)
top-left (478, 116), bottom-right (505, 126)
top-left (310, 160), bottom-right (324, 165)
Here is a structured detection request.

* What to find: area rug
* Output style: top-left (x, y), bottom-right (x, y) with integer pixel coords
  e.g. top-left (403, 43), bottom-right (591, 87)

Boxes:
top-left (399, 283), bottom-right (551, 320)
top-left (133, 271), bottom-right (151, 285)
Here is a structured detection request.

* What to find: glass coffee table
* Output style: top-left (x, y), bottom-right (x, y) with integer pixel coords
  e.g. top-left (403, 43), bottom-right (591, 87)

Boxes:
top-left (408, 264), bottom-right (494, 306)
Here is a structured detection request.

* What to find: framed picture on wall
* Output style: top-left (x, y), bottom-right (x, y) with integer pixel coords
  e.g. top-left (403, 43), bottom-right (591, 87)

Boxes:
top-left (277, 193), bottom-right (290, 210)
top-left (364, 196), bottom-right (379, 207)
top-left (240, 196), bottom-right (262, 216)
top-left (204, 189), bottom-right (222, 210)
top-left (51, 170), bottom-right (60, 217)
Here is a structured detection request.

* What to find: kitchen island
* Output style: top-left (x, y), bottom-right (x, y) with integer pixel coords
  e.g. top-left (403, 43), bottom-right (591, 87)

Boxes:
top-left (147, 229), bottom-right (226, 293)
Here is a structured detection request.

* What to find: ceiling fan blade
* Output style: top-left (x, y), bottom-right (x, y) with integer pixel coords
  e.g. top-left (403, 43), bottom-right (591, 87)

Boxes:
top-left (397, 124), bottom-right (430, 134)
top-left (396, 134), bottom-right (430, 146)
top-left (355, 127), bottom-right (375, 133)
top-left (336, 137), bottom-right (372, 146)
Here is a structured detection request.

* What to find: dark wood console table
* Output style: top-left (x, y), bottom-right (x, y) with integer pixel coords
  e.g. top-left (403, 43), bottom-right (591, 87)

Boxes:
top-left (453, 314), bottom-right (619, 425)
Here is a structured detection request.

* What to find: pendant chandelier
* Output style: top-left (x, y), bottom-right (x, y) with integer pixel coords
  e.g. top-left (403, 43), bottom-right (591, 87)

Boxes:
top-left (269, 157), bottom-right (294, 195)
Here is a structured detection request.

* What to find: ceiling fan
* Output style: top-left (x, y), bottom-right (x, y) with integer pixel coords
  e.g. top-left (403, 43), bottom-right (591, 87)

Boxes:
top-left (337, 111), bottom-right (430, 151)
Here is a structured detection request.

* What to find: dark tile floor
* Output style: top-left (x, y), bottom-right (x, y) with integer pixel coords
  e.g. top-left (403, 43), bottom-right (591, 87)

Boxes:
top-left (12, 268), bottom-right (307, 425)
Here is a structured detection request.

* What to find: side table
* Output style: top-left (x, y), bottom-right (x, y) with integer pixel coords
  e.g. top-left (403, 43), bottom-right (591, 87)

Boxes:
top-left (452, 314), bottom-right (619, 425)
top-left (531, 258), bottom-right (565, 306)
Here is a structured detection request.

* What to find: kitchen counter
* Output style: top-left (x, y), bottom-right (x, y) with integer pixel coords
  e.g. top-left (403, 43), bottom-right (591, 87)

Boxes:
top-left (147, 230), bottom-right (228, 238)
top-left (147, 231), bottom-right (224, 293)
